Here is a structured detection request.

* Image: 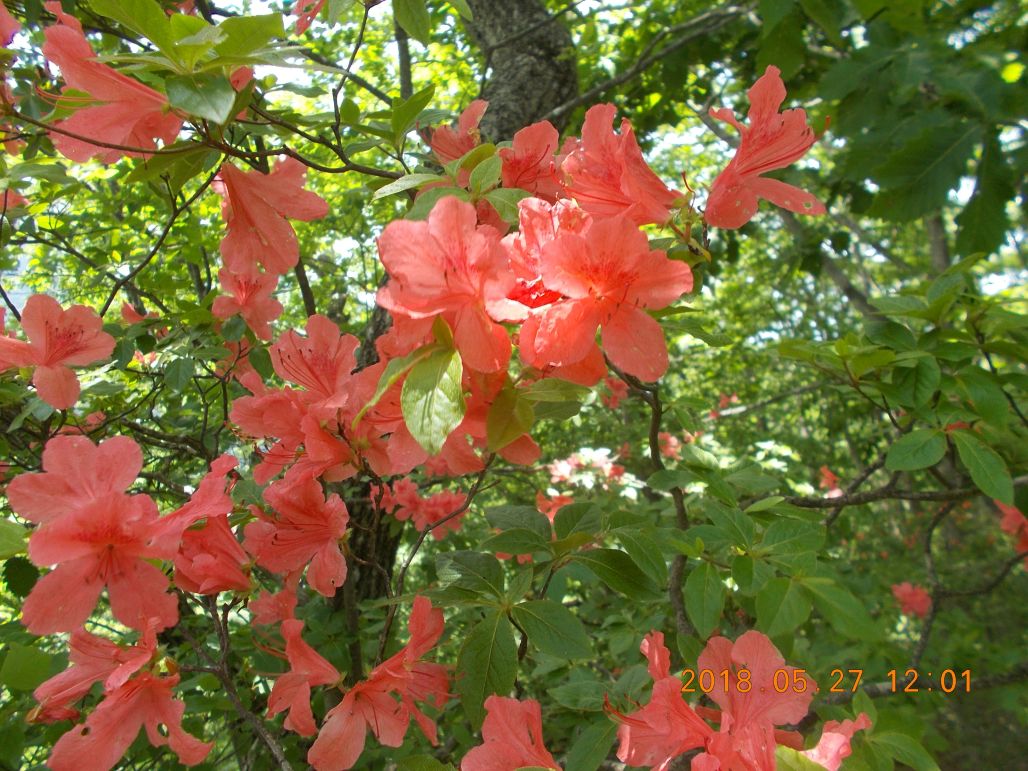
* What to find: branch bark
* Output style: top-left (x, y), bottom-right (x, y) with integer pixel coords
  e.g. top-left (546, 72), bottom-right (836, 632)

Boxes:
top-left (463, 0), bottom-right (579, 140)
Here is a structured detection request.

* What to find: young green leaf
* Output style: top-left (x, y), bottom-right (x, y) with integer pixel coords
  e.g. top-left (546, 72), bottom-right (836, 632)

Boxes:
top-left (401, 348), bottom-right (465, 455)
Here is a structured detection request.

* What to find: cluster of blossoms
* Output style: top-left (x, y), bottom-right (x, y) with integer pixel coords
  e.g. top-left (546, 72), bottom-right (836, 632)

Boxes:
top-left (371, 478), bottom-right (469, 539)
top-left (891, 582), bottom-right (932, 618)
top-left (547, 447), bottom-right (628, 489)
top-left (463, 630), bottom-right (871, 771)
top-left (0, 4), bottom-right (838, 764)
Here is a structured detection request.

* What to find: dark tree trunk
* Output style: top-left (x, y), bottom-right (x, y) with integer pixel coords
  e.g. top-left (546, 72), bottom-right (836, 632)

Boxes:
top-left (464, 0), bottom-right (579, 141)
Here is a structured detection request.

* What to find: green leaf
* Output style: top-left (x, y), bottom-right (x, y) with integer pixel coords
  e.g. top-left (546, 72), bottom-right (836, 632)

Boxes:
top-left (125, 146), bottom-right (217, 193)
top-left (169, 16), bottom-right (223, 67)
top-left (849, 347), bottom-right (896, 378)
top-left (3, 556), bottom-right (39, 597)
top-left (744, 496), bottom-right (785, 513)
top-left (469, 154), bottom-right (502, 195)
top-left (406, 186), bottom-right (469, 220)
top-left (798, 0), bottom-right (844, 46)
top-left (732, 555), bottom-right (773, 596)
top-left (951, 430), bottom-right (1013, 503)
top-left (520, 378), bottom-right (590, 403)
top-left (956, 367), bottom-right (1009, 427)
top-left (391, 85), bottom-right (436, 142)
top-left (549, 679), bottom-right (608, 710)
top-left (893, 356), bottom-right (941, 408)
top-left (801, 576), bottom-right (881, 640)
top-left (885, 429), bottom-right (946, 471)
top-left (401, 348), bottom-right (465, 455)
top-left (706, 504), bottom-right (755, 548)
top-left (165, 358), bottom-right (195, 393)
top-left (480, 528), bottom-right (551, 555)
top-left (221, 314), bottom-right (247, 342)
top-left (215, 14), bottom-right (285, 58)
top-left (372, 173), bottom-right (444, 201)
top-left (565, 718), bottom-right (618, 771)
top-left (249, 347), bottom-right (273, 379)
top-left (776, 746), bottom-right (830, 771)
top-left (760, 0), bottom-right (797, 30)
top-left (0, 518), bottom-right (27, 559)
top-left (486, 385), bottom-right (534, 451)
top-left (394, 0), bottom-right (432, 43)
top-left (573, 549), bottom-right (662, 601)
top-left (685, 562), bottom-right (725, 639)
top-left (436, 551), bottom-right (505, 598)
top-left (864, 319), bottom-right (917, 351)
top-left (511, 599), bottom-right (592, 659)
top-left (552, 502), bottom-right (601, 540)
top-left (485, 505), bottom-right (551, 540)
top-left (761, 519), bottom-right (825, 555)
top-left (756, 578), bottom-right (812, 637)
top-left (166, 74), bottom-right (238, 124)
top-left (871, 733), bottom-right (940, 771)
top-left (869, 122), bottom-right (981, 221)
top-left (955, 131), bottom-right (1014, 257)
top-left (352, 345), bottom-right (438, 428)
top-left (0, 643), bottom-right (55, 691)
top-left (91, 0), bottom-right (175, 56)
top-left (484, 187), bottom-right (532, 224)
top-left (614, 528), bottom-right (668, 584)
top-left (457, 610), bottom-right (517, 729)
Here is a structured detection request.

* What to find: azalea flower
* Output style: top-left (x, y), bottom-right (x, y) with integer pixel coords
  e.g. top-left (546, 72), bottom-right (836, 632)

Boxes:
top-left (562, 103), bottom-right (682, 226)
top-left (705, 65), bottom-right (826, 229)
top-left (308, 596), bottom-right (450, 770)
top-left (610, 632), bottom-right (713, 770)
top-left (393, 488), bottom-right (468, 539)
top-left (268, 618), bottom-right (341, 736)
top-left (22, 493), bottom-right (179, 634)
top-left (504, 196), bottom-right (590, 298)
top-left (659, 431), bottom-right (682, 460)
top-left (377, 195), bottom-right (525, 373)
top-left (802, 713), bottom-right (873, 770)
top-left (244, 476), bottom-right (349, 597)
top-left (293, 0), bottom-right (325, 33)
top-left (519, 213), bottom-right (692, 381)
top-left (996, 499), bottom-right (1028, 563)
top-left (147, 453), bottom-right (238, 553)
top-left (6, 434), bottom-right (142, 524)
top-left (892, 582), bottom-right (932, 618)
top-left (47, 672), bottom-right (212, 770)
top-left (819, 465), bottom-right (843, 499)
top-left (0, 293), bottom-right (115, 409)
top-left (31, 624), bottom-right (157, 724)
top-left (212, 266), bottom-right (284, 341)
top-left (461, 696), bottom-right (561, 770)
top-left (41, 2), bottom-right (183, 163)
top-left (229, 383), bottom-right (309, 485)
top-left (1, 0), bottom-right (20, 46)
top-left (601, 375), bottom-right (629, 408)
top-left (498, 120), bottom-right (563, 200)
top-left (2, 187), bottom-right (27, 210)
top-left (216, 156), bottom-right (329, 275)
top-left (431, 100), bottom-right (488, 164)
top-left (612, 631), bottom-right (816, 770)
top-left (173, 514), bottom-right (251, 595)
top-left (270, 314), bottom-right (359, 410)
top-left (536, 490), bottom-right (572, 522)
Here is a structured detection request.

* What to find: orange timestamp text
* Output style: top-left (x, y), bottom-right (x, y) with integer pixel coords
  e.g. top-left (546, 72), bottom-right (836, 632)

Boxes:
top-left (680, 668), bottom-right (972, 694)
